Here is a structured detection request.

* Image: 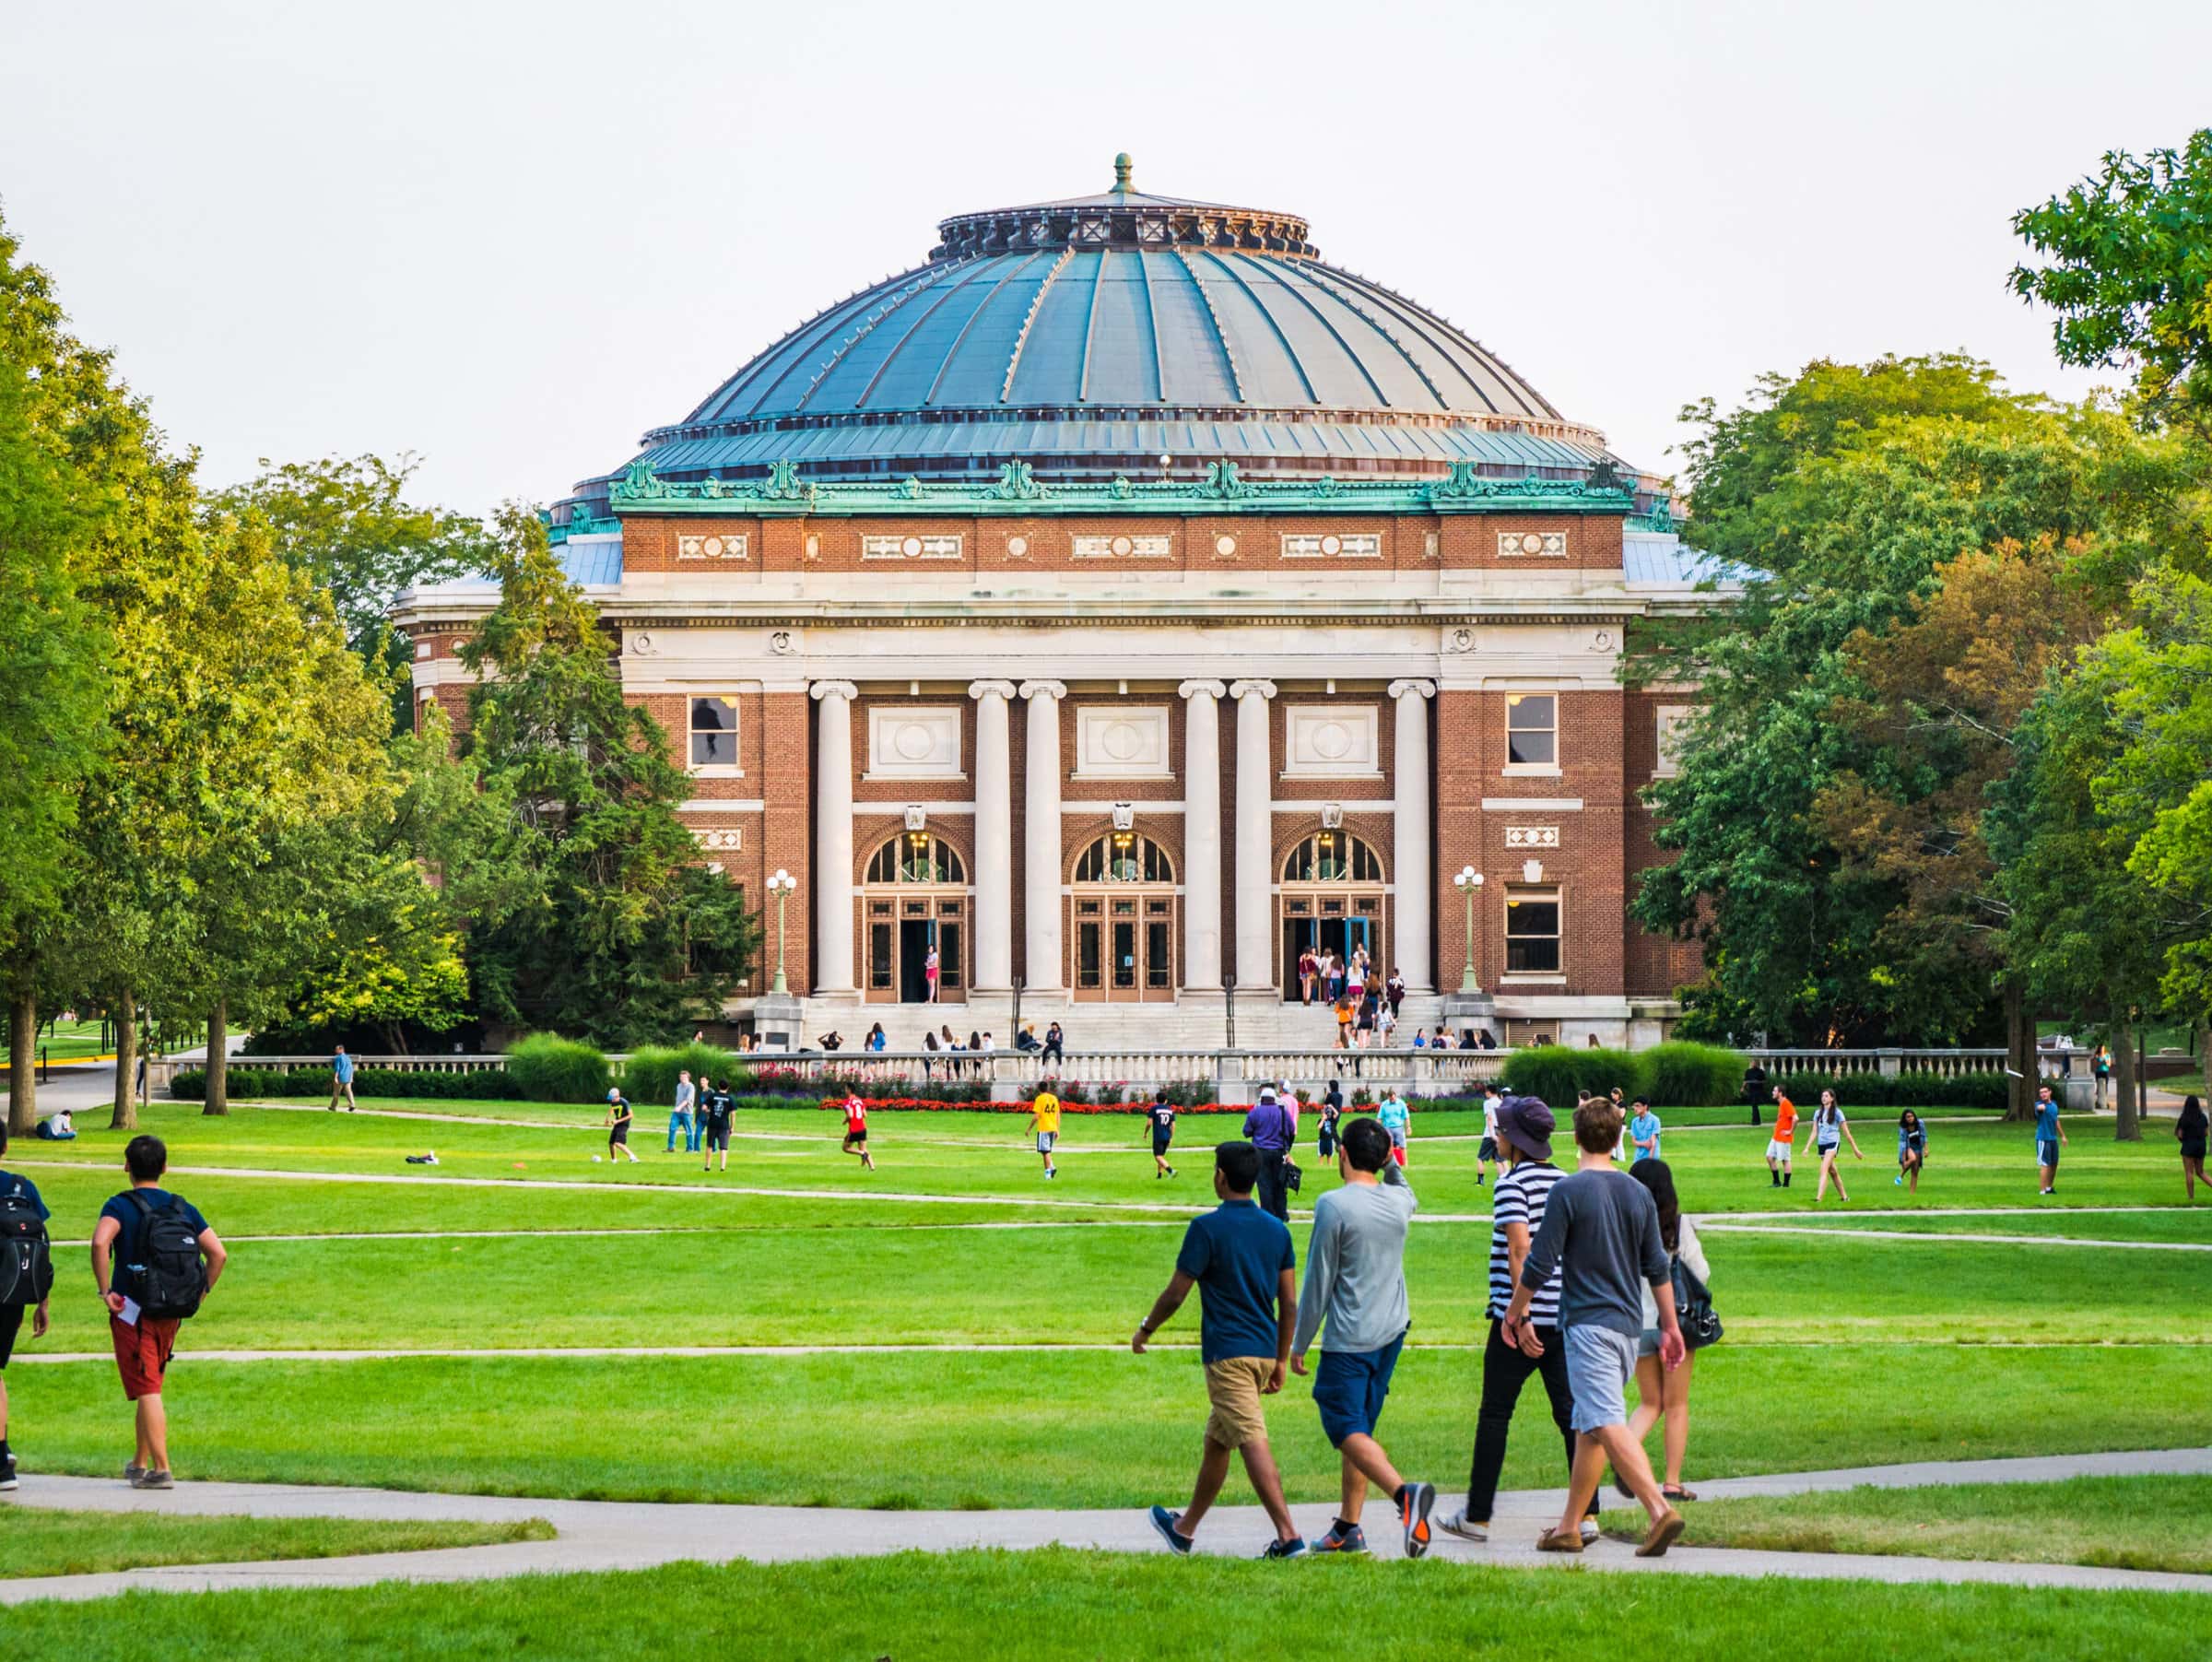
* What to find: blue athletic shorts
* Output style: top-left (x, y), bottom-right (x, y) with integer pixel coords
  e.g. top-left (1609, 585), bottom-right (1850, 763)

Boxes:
top-left (1312, 1330), bottom-right (1406, 1447)
top-left (2038, 1138), bottom-right (2060, 1169)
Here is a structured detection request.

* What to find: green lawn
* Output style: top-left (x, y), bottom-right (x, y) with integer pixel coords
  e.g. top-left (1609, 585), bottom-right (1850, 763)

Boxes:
top-left (1601, 1474), bottom-right (2212, 1575)
top-left (0, 1018), bottom-right (111, 1067)
top-left (4, 1548), bottom-right (2206, 1660)
top-left (0, 1506), bottom-right (551, 1579)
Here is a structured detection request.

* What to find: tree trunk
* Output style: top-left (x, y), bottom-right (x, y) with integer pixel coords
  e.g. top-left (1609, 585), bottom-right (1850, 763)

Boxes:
top-left (2112, 1016), bottom-right (2139, 1141)
top-left (6, 984), bottom-right (35, 1137)
top-left (2003, 983), bottom-right (2034, 1122)
top-left (111, 988), bottom-right (138, 1131)
top-left (204, 999), bottom-right (229, 1116)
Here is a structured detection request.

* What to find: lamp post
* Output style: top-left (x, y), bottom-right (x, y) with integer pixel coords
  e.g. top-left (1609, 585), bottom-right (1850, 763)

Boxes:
top-left (1453, 866), bottom-right (1485, 993)
top-left (765, 869), bottom-right (797, 995)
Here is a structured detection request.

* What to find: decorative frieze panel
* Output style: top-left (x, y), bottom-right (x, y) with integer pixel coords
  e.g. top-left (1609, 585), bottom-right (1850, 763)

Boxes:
top-left (677, 533), bottom-right (748, 560)
top-left (693, 828), bottom-right (746, 851)
top-left (1504, 825), bottom-right (1560, 849)
top-left (862, 534), bottom-right (963, 560)
top-left (866, 707), bottom-right (964, 779)
top-left (1284, 705), bottom-right (1382, 779)
top-left (1071, 533), bottom-right (1172, 560)
top-left (1075, 706), bottom-right (1171, 778)
top-left (1281, 532), bottom-right (1382, 559)
top-left (1499, 530), bottom-right (1569, 558)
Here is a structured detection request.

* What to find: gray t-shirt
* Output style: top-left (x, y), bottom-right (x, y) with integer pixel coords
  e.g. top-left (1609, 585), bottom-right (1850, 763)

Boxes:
top-left (1518, 1166), bottom-right (1669, 1338)
top-left (1291, 1166), bottom-right (1417, 1356)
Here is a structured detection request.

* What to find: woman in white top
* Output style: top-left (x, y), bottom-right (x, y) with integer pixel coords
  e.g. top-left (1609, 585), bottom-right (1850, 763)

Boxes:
top-left (1624, 1158), bottom-right (1707, 1503)
top-left (1812, 1088), bottom-right (1864, 1202)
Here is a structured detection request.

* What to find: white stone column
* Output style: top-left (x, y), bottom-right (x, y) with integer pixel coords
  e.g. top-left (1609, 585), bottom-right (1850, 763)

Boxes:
top-left (970, 679), bottom-right (1017, 992)
top-left (1179, 680), bottom-right (1228, 992)
top-left (809, 680), bottom-right (859, 994)
top-left (1018, 680), bottom-right (1067, 996)
top-left (1230, 678), bottom-right (1277, 991)
top-left (1389, 678), bottom-right (1437, 992)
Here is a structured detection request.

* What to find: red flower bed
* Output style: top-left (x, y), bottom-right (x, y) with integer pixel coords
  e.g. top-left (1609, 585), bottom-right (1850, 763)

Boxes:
top-left (816, 1095), bottom-right (1247, 1115)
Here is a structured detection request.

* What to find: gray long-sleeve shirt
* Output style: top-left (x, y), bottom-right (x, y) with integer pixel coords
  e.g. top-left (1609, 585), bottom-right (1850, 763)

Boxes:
top-left (1518, 1166), bottom-right (1668, 1338)
top-left (1292, 1165), bottom-right (1417, 1356)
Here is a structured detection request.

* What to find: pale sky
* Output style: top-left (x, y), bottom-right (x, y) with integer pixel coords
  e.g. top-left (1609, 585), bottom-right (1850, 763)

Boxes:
top-left (5, 0), bottom-right (2207, 515)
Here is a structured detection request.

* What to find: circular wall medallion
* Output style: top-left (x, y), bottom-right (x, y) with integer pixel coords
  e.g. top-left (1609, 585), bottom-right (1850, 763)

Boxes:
top-left (1215, 535), bottom-right (1237, 556)
top-left (1006, 535), bottom-right (1029, 557)
top-left (1520, 533), bottom-right (1545, 554)
top-left (1321, 534), bottom-right (1342, 556)
top-left (702, 536), bottom-right (724, 558)
top-left (1111, 535), bottom-right (1133, 557)
top-left (901, 536), bottom-right (924, 558)
top-left (1312, 720), bottom-right (1352, 760)
top-left (893, 724), bottom-right (935, 760)
top-left (1100, 721), bottom-right (1144, 762)
top-left (767, 630), bottom-right (795, 655)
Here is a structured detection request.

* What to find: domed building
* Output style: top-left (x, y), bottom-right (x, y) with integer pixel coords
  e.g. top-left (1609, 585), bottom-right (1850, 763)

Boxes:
top-left (401, 159), bottom-right (1726, 1049)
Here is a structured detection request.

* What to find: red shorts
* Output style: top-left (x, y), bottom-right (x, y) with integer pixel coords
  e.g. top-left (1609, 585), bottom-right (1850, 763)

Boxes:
top-left (112, 1312), bottom-right (182, 1400)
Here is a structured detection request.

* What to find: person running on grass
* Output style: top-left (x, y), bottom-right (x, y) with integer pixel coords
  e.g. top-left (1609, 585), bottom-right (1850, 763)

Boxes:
top-left (1501, 1098), bottom-right (1687, 1558)
top-left (1623, 1158), bottom-right (1706, 1507)
top-left (0, 1125), bottom-right (54, 1491)
top-left (1135, 1140), bottom-right (1306, 1560)
top-left (1811, 1089), bottom-right (1863, 1202)
top-left (700, 1078), bottom-right (735, 1173)
top-left (841, 1090), bottom-right (877, 1172)
top-left (2034, 1082), bottom-right (2068, 1196)
top-left (604, 1090), bottom-right (639, 1164)
top-left (1765, 1086), bottom-right (1797, 1187)
top-left (1376, 1089), bottom-right (1410, 1168)
top-left (1147, 1089), bottom-right (1178, 1179)
top-left (1291, 1116), bottom-right (1432, 1558)
top-left (1439, 1095), bottom-right (1598, 1546)
top-left (1896, 1110), bottom-right (1927, 1191)
top-left (1028, 1085), bottom-right (1063, 1180)
top-left (90, 1136), bottom-right (229, 1491)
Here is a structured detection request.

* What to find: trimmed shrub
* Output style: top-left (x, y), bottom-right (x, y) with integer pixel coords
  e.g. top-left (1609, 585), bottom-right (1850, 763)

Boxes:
top-left (1500, 1043), bottom-right (1582, 1106)
top-left (1771, 1068), bottom-right (2008, 1112)
top-left (621, 1043), bottom-right (740, 1105)
top-left (1573, 1046), bottom-right (1641, 1099)
top-left (1638, 1042), bottom-right (1747, 1108)
top-left (169, 1065), bottom-right (524, 1102)
top-left (506, 1034), bottom-right (611, 1102)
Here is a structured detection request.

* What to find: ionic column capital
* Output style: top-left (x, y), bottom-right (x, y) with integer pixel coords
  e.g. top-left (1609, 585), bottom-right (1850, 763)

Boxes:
top-left (1387, 678), bottom-right (1437, 701)
top-left (809, 679), bottom-right (859, 702)
top-left (1017, 679), bottom-right (1067, 701)
top-left (1228, 678), bottom-right (1277, 701)
top-left (1178, 678), bottom-right (1228, 701)
top-left (968, 678), bottom-right (1018, 701)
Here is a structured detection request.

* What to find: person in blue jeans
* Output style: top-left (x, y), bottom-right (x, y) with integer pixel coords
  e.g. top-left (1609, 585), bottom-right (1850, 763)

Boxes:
top-left (1290, 1116), bottom-right (1432, 1558)
top-left (667, 1070), bottom-right (698, 1154)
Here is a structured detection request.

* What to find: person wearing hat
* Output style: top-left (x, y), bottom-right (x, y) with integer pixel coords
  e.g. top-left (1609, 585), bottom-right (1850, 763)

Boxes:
top-left (1437, 1095), bottom-right (1597, 1544)
top-left (603, 1089), bottom-right (638, 1164)
top-left (1241, 1086), bottom-right (1297, 1222)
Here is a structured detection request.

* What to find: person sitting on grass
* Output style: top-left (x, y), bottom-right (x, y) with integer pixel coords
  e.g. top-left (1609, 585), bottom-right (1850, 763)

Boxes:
top-left (1291, 1117), bottom-right (1432, 1558)
top-left (1135, 1140), bottom-right (1306, 1561)
top-left (2179, 1094), bottom-right (2208, 1202)
top-left (1028, 1085), bottom-right (1062, 1180)
top-left (605, 1090), bottom-right (639, 1164)
top-left (0, 1123), bottom-right (54, 1491)
top-left (1501, 1099), bottom-right (1687, 1558)
top-left (1896, 1111), bottom-right (1927, 1191)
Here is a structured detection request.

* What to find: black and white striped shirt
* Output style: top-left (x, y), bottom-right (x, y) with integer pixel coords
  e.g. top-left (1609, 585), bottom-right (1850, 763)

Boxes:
top-left (1488, 1161), bottom-right (1565, 1325)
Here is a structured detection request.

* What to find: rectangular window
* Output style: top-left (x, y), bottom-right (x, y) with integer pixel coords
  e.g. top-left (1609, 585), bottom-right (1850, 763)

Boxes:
top-left (1280, 533), bottom-right (1382, 559)
top-left (862, 534), bottom-right (963, 560)
top-left (1505, 886), bottom-right (1562, 975)
top-left (1654, 705), bottom-right (1692, 777)
top-left (689, 697), bottom-right (739, 768)
top-left (1506, 694), bottom-right (1557, 768)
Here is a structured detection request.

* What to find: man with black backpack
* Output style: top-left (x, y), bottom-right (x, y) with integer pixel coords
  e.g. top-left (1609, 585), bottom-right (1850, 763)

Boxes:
top-left (1, 1123), bottom-right (56, 1491)
top-left (89, 1135), bottom-right (228, 1490)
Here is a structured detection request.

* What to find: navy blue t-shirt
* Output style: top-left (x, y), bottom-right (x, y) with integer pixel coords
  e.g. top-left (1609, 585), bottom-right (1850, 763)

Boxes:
top-left (100, 1188), bottom-right (209, 1303)
top-left (1175, 1198), bottom-right (1295, 1363)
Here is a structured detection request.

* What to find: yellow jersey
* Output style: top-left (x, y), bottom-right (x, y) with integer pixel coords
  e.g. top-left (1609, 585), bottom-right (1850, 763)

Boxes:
top-left (1030, 1093), bottom-right (1062, 1132)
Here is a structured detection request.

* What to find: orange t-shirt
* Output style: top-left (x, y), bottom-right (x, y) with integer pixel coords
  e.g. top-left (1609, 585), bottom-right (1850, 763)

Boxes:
top-left (1771, 1097), bottom-right (1797, 1141)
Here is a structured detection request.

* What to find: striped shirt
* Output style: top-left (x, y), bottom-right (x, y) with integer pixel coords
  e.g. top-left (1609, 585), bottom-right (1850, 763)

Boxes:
top-left (1488, 1161), bottom-right (1565, 1324)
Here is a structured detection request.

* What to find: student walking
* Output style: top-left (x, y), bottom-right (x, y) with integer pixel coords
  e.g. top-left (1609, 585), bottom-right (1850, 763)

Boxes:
top-left (700, 1079), bottom-right (735, 1173)
top-left (842, 1090), bottom-right (877, 1171)
top-left (2034, 1083), bottom-right (2069, 1195)
top-left (1475, 1084), bottom-right (1503, 1188)
top-left (1135, 1141), bottom-right (1306, 1560)
top-left (1438, 1096), bottom-right (1597, 1546)
top-left (1811, 1089), bottom-right (1863, 1202)
top-left (604, 1090), bottom-right (640, 1163)
top-left (1628, 1098), bottom-right (1662, 1163)
top-left (1029, 1086), bottom-right (1062, 1179)
top-left (1766, 1088), bottom-right (1797, 1187)
top-left (2178, 1095), bottom-right (2208, 1201)
top-left (1316, 1089), bottom-right (1344, 1163)
top-left (1147, 1090), bottom-right (1178, 1178)
top-left (1895, 1111), bottom-right (1927, 1191)
top-left (1623, 1159), bottom-right (1707, 1506)
top-left (667, 1071), bottom-right (698, 1154)
top-left (2092, 1043), bottom-right (2112, 1110)
top-left (1291, 1117), bottom-right (1431, 1557)
top-left (1376, 1090), bottom-right (1410, 1168)
top-left (89, 1136), bottom-right (228, 1490)
top-left (1501, 1099), bottom-right (1687, 1558)
top-left (327, 1045), bottom-right (358, 1112)
top-left (0, 1126), bottom-right (55, 1491)
top-left (1241, 1087), bottom-right (1296, 1221)
top-left (1298, 948), bottom-right (1319, 1007)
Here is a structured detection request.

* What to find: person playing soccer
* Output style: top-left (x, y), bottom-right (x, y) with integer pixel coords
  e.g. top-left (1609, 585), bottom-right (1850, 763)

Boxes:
top-left (1765, 1086), bottom-right (1796, 1187)
top-left (700, 1078), bottom-right (735, 1173)
top-left (2033, 1082), bottom-right (2068, 1196)
top-left (841, 1090), bottom-right (877, 1172)
top-left (604, 1090), bottom-right (639, 1164)
top-left (1147, 1089), bottom-right (1178, 1178)
top-left (1376, 1090), bottom-right (1410, 1168)
top-left (1029, 1085), bottom-right (1062, 1179)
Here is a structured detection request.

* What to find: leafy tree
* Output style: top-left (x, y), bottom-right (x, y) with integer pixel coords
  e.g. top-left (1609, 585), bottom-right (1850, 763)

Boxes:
top-left (457, 507), bottom-right (757, 1045)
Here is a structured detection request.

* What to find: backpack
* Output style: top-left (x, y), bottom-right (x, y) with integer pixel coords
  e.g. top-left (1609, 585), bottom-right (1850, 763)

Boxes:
top-left (1671, 1250), bottom-right (1722, 1350)
top-left (126, 1192), bottom-right (206, 1321)
top-left (0, 1186), bottom-right (53, 1307)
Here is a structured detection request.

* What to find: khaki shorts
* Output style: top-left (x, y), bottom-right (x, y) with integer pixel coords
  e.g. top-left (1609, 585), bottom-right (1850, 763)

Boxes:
top-left (1203, 1355), bottom-right (1276, 1448)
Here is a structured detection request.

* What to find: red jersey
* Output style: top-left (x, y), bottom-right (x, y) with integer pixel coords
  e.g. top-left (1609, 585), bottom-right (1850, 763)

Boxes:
top-left (844, 1098), bottom-right (867, 1133)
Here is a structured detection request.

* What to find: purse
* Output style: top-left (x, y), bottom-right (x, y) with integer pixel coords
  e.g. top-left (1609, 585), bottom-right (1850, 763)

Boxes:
top-left (1672, 1253), bottom-right (1722, 1350)
top-left (1282, 1156), bottom-right (1303, 1194)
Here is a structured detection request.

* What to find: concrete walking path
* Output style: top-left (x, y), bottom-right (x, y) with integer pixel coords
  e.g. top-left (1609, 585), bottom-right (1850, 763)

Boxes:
top-left (6, 1448), bottom-right (2212, 1607)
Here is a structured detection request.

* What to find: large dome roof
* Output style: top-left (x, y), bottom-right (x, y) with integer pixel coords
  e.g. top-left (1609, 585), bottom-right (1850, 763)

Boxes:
top-left (580, 158), bottom-right (1621, 503)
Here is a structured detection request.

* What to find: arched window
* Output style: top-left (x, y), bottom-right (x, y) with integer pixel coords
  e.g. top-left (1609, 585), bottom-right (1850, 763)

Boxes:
top-left (1074, 831), bottom-right (1174, 884)
top-left (1281, 830), bottom-right (1382, 884)
top-left (865, 831), bottom-right (966, 886)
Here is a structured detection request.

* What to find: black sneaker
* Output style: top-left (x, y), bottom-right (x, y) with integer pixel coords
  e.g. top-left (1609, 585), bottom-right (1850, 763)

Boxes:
top-left (1149, 1504), bottom-right (1194, 1556)
top-left (1260, 1535), bottom-right (1308, 1560)
top-left (0, 1456), bottom-right (17, 1491)
top-left (1312, 1520), bottom-right (1368, 1555)
top-left (1400, 1481), bottom-right (1436, 1559)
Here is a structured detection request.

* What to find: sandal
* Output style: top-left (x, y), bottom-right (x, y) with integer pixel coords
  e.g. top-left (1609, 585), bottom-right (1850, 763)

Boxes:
top-left (1536, 1526), bottom-right (1585, 1554)
top-left (1662, 1485), bottom-right (1698, 1503)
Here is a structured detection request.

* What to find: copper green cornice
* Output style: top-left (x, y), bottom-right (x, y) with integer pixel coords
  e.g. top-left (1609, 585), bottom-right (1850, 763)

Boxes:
top-left (605, 457), bottom-right (1637, 519)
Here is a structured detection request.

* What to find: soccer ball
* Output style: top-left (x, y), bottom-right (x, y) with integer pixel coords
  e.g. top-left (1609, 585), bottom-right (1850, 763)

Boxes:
top-left (592, 1155), bottom-right (603, 1162)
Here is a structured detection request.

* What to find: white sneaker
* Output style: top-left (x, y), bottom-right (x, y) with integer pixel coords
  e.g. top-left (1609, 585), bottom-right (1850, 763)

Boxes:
top-left (1435, 1507), bottom-right (1487, 1542)
top-left (1581, 1516), bottom-right (1601, 1543)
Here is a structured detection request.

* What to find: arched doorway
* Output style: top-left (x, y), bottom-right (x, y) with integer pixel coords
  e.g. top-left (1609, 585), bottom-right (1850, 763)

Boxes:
top-left (863, 831), bottom-right (967, 1004)
top-left (1070, 831), bottom-right (1178, 1003)
top-left (1279, 830), bottom-right (1386, 1002)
